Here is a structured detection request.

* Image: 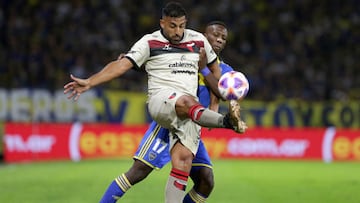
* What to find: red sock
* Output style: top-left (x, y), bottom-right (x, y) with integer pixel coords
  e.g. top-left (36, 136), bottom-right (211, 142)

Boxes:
top-left (188, 104), bottom-right (205, 122)
top-left (170, 168), bottom-right (189, 191)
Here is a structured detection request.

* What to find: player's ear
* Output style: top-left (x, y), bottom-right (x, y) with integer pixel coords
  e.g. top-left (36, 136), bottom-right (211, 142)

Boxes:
top-left (160, 19), bottom-right (165, 29)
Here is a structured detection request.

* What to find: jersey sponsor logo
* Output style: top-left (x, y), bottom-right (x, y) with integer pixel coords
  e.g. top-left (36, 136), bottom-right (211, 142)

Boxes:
top-left (169, 61), bottom-right (195, 68)
top-left (163, 44), bottom-right (172, 50)
top-left (171, 69), bottom-right (197, 75)
top-left (169, 60), bottom-right (197, 75)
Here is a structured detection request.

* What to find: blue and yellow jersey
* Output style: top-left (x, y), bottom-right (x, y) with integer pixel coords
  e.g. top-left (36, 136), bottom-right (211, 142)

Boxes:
top-left (198, 60), bottom-right (234, 107)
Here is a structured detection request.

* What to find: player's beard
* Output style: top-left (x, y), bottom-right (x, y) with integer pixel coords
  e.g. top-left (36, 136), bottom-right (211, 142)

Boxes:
top-left (170, 34), bottom-right (182, 44)
top-left (162, 30), bottom-right (182, 45)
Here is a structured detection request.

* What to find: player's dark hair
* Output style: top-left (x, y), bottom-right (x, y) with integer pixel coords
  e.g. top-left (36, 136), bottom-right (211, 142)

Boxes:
top-left (206, 21), bottom-right (227, 29)
top-left (162, 2), bottom-right (187, 18)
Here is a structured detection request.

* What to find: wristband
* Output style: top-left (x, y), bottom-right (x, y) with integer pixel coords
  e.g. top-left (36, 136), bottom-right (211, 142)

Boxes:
top-left (200, 67), bottom-right (211, 76)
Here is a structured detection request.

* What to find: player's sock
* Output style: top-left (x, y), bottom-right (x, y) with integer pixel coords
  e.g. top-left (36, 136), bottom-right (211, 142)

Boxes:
top-left (183, 188), bottom-right (207, 203)
top-left (99, 174), bottom-right (132, 203)
top-left (188, 104), bottom-right (224, 128)
top-left (165, 168), bottom-right (189, 203)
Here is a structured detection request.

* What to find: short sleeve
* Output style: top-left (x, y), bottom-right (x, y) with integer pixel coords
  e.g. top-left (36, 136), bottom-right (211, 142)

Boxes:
top-left (203, 36), bottom-right (218, 65)
top-left (125, 35), bottom-right (150, 69)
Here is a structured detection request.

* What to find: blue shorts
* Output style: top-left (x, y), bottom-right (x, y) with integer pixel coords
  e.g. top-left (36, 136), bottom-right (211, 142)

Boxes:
top-left (133, 121), bottom-right (212, 170)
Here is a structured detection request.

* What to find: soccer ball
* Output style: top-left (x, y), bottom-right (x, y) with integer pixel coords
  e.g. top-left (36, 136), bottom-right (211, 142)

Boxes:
top-left (218, 71), bottom-right (249, 100)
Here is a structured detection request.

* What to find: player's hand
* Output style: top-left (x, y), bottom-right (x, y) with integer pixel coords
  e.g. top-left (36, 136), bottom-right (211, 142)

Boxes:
top-left (63, 74), bottom-right (91, 101)
top-left (198, 47), bottom-right (207, 70)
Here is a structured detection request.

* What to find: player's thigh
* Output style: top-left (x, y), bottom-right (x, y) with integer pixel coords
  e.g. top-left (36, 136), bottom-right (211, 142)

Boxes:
top-left (174, 95), bottom-right (200, 119)
top-left (192, 140), bottom-right (212, 167)
top-left (168, 119), bottom-right (201, 155)
top-left (148, 89), bottom-right (186, 129)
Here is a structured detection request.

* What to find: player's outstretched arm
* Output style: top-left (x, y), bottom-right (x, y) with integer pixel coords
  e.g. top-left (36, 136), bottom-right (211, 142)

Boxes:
top-left (64, 57), bottom-right (133, 101)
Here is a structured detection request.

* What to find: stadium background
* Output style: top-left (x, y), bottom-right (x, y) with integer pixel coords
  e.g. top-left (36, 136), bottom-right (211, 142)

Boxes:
top-left (1, 0), bottom-right (359, 154)
top-left (0, 0), bottom-right (359, 100)
top-left (0, 1), bottom-right (359, 202)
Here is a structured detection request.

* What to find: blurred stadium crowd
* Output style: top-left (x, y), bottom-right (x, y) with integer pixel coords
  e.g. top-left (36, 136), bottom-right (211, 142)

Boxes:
top-left (0, 0), bottom-right (359, 101)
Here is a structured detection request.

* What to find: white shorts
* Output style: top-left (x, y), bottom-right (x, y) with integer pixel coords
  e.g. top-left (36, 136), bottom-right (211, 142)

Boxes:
top-left (148, 89), bottom-right (200, 154)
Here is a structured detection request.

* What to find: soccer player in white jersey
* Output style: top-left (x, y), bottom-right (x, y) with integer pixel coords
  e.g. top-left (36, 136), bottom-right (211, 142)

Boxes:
top-left (64, 2), bottom-right (246, 202)
top-left (99, 21), bottom-right (235, 203)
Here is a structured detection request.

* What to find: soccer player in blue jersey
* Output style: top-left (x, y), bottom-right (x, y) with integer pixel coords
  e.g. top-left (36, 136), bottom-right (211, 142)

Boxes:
top-left (99, 21), bottom-right (237, 203)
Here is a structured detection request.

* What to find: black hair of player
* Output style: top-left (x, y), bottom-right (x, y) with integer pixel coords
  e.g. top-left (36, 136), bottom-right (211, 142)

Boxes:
top-left (162, 2), bottom-right (187, 18)
top-left (206, 21), bottom-right (227, 29)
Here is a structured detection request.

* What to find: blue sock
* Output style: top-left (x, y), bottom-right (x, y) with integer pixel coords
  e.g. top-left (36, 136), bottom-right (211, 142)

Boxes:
top-left (183, 194), bottom-right (194, 203)
top-left (183, 188), bottom-right (207, 203)
top-left (99, 174), bottom-right (131, 203)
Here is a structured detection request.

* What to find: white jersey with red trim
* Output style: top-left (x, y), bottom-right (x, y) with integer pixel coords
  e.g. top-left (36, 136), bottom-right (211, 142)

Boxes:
top-left (125, 29), bottom-right (217, 100)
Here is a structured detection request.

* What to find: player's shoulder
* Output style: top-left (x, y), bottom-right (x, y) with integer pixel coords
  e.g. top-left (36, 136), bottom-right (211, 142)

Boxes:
top-left (220, 61), bottom-right (232, 68)
top-left (185, 28), bottom-right (203, 35)
top-left (220, 61), bottom-right (234, 73)
top-left (134, 30), bottom-right (168, 48)
top-left (138, 30), bottom-right (164, 42)
top-left (184, 29), bottom-right (206, 40)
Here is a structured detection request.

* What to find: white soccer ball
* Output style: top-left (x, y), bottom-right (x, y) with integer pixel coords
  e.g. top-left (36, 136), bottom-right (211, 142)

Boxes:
top-left (218, 71), bottom-right (249, 100)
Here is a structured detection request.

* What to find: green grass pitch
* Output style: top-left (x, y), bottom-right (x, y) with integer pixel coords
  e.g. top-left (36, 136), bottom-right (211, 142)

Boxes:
top-left (1, 159), bottom-right (359, 203)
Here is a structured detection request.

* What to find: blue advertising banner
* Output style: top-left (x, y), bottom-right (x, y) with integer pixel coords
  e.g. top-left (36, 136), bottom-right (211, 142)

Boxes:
top-left (0, 89), bottom-right (358, 128)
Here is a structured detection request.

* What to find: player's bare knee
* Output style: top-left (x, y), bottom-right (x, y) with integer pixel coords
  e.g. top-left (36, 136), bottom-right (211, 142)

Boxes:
top-left (125, 160), bottom-right (153, 184)
top-left (183, 95), bottom-right (198, 107)
top-left (200, 168), bottom-right (215, 189)
top-left (171, 142), bottom-right (194, 171)
top-left (175, 95), bottom-right (199, 118)
top-left (172, 150), bottom-right (193, 164)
